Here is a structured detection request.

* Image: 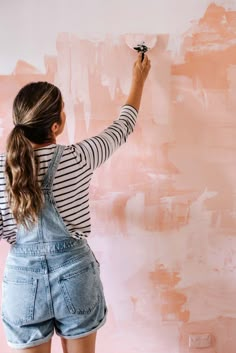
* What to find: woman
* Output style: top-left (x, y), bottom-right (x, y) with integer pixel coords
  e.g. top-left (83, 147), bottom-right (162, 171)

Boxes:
top-left (0, 53), bottom-right (151, 353)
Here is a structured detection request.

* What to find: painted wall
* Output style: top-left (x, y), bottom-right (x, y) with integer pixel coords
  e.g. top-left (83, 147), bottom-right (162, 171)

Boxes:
top-left (0, 1), bottom-right (236, 352)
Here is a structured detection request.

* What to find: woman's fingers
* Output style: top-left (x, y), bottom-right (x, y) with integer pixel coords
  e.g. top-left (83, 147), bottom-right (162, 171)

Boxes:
top-left (132, 53), bottom-right (151, 84)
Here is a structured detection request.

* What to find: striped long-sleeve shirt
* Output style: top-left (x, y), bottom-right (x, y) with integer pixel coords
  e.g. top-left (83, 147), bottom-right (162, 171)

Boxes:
top-left (0, 105), bottom-right (138, 244)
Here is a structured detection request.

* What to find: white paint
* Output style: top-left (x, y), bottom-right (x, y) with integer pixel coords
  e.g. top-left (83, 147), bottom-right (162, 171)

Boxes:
top-left (0, 0), bottom-right (231, 73)
top-left (125, 192), bottom-right (145, 232)
top-left (0, 120), bottom-right (4, 138)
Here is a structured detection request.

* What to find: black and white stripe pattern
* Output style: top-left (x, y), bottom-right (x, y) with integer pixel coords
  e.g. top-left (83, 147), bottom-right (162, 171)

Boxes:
top-left (0, 105), bottom-right (138, 244)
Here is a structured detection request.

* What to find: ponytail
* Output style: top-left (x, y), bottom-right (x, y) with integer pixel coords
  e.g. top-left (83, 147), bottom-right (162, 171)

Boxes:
top-left (4, 81), bottom-right (62, 229)
top-left (5, 126), bottom-right (44, 229)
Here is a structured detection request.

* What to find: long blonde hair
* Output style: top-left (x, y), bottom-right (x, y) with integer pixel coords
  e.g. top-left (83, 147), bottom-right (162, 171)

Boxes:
top-left (5, 82), bottom-right (63, 228)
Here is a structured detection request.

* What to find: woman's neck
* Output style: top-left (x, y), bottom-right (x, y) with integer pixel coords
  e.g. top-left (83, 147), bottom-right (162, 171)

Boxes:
top-left (31, 140), bottom-right (56, 149)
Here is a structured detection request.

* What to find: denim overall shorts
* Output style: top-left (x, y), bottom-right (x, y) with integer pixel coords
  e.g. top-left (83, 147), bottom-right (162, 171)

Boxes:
top-left (1, 145), bottom-right (107, 349)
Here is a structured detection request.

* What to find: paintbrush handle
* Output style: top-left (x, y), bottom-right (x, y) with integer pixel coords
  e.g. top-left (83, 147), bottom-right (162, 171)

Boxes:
top-left (133, 43), bottom-right (148, 61)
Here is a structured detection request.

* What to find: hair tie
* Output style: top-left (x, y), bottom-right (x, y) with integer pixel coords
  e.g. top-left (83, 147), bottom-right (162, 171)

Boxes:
top-left (13, 124), bottom-right (25, 133)
top-left (14, 123), bottom-right (24, 128)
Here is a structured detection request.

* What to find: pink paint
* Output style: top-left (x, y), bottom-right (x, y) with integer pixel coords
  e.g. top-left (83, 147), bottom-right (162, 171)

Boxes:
top-left (0, 2), bottom-right (236, 352)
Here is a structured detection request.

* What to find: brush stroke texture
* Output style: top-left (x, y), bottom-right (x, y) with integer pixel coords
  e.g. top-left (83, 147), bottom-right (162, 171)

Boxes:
top-left (0, 3), bottom-right (236, 353)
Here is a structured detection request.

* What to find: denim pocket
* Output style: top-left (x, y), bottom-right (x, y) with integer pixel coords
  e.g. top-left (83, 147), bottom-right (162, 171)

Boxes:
top-left (59, 262), bottom-right (101, 315)
top-left (2, 277), bottom-right (38, 325)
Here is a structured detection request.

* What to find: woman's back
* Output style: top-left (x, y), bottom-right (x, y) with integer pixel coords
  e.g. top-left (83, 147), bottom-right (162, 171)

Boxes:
top-left (0, 105), bottom-right (137, 244)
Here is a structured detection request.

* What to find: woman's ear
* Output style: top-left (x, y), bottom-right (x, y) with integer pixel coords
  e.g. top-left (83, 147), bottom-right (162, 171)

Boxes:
top-left (51, 122), bottom-right (60, 136)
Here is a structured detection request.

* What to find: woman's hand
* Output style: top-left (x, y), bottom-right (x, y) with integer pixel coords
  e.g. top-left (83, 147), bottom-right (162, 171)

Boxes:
top-left (125, 53), bottom-right (151, 111)
top-left (132, 53), bottom-right (151, 86)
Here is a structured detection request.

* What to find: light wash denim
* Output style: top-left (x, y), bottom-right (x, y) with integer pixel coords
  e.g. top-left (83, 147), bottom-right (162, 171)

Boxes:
top-left (1, 145), bottom-right (107, 349)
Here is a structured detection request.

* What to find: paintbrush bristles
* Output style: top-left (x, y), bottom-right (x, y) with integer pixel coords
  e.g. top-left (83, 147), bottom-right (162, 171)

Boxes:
top-left (133, 42), bottom-right (149, 61)
top-left (133, 43), bottom-right (149, 54)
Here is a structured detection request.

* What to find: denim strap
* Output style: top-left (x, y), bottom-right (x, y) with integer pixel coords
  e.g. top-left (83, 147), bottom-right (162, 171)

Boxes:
top-left (41, 145), bottom-right (65, 190)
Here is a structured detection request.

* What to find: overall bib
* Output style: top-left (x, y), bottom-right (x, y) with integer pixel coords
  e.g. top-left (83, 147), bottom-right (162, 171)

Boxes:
top-left (1, 145), bottom-right (107, 349)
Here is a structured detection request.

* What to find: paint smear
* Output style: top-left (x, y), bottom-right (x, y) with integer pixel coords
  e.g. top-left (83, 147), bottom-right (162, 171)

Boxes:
top-left (150, 264), bottom-right (189, 322)
top-left (172, 3), bottom-right (236, 89)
